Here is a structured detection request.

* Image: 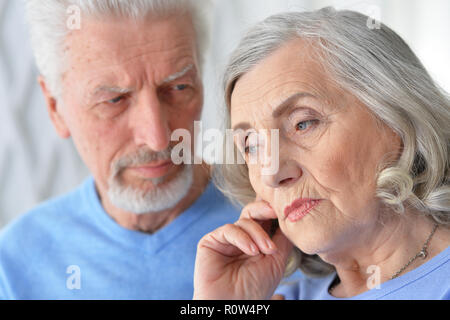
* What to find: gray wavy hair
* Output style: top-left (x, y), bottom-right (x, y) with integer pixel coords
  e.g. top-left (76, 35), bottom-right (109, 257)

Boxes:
top-left (25, 0), bottom-right (212, 100)
top-left (214, 7), bottom-right (450, 277)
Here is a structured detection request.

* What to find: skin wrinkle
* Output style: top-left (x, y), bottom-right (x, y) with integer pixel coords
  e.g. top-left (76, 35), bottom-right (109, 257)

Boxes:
top-left (66, 16), bottom-right (198, 108)
top-left (228, 38), bottom-right (448, 298)
top-left (236, 74), bottom-right (329, 109)
top-left (79, 55), bottom-right (197, 106)
top-left (41, 13), bottom-right (209, 233)
top-left (86, 65), bottom-right (198, 112)
top-left (88, 25), bottom-right (191, 52)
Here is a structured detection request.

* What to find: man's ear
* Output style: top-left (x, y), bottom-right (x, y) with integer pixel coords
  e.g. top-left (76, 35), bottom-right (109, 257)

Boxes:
top-left (38, 76), bottom-right (71, 139)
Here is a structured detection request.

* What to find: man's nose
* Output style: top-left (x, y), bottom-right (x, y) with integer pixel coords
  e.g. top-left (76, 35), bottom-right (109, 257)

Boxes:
top-left (132, 90), bottom-right (171, 151)
top-left (261, 160), bottom-right (302, 188)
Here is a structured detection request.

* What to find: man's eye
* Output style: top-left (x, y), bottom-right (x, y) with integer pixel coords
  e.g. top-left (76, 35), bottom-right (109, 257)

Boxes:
top-left (173, 84), bottom-right (188, 91)
top-left (107, 95), bottom-right (125, 104)
top-left (296, 120), bottom-right (318, 131)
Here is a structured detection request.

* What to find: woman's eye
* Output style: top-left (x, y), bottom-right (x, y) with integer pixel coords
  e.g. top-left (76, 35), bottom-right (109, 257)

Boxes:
top-left (296, 119), bottom-right (318, 131)
top-left (243, 133), bottom-right (259, 155)
top-left (244, 145), bottom-right (258, 154)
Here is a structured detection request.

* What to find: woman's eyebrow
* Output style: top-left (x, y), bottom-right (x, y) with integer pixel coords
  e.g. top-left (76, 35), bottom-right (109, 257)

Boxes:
top-left (232, 122), bottom-right (251, 132)
top-left (271, 92), bottom-right (317, 118)
top-left (232, 92), bottom-right (317, 131)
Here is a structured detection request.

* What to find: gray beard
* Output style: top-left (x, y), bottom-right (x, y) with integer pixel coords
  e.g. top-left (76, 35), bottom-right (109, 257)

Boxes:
top-left (107, 164), bottom-right (194, 214)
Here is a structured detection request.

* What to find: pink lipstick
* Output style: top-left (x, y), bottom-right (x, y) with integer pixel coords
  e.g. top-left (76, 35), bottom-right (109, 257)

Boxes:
top-left (284, 198), bottom-right (320, 222)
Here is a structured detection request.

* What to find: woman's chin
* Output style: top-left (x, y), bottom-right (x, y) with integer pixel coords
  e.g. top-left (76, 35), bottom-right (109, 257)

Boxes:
top-left (283, 226), bottom-right (334, 256)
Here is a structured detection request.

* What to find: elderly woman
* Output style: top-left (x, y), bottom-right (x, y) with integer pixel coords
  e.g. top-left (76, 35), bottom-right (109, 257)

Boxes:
top-left (193, 7), bottom-right (450, 299)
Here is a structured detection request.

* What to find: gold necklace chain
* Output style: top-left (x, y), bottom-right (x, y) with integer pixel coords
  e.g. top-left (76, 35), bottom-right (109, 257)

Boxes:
top-left (329, 223), bottom-right (439, 294)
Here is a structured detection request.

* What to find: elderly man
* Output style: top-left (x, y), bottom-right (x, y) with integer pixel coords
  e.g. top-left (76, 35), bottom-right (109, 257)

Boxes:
top-left (0, 0), bottom-right (239, 299)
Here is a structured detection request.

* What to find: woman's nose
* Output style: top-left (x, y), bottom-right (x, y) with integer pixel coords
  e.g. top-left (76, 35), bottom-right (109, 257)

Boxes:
top-left (261, 160), bottom-right (302, 188)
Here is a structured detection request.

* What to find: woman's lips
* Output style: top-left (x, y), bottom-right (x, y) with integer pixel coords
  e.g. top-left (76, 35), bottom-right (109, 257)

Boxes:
top-left (284, 198), bottom-right (321, 222)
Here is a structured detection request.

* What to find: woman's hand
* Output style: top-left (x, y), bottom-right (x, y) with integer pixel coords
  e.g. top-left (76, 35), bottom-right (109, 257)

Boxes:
top-left (193, 200), bottom-right (293, 300)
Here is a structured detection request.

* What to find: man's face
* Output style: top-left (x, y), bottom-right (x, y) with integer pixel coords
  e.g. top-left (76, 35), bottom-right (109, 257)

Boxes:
top-left (54, 13), bottom-right (203, 212)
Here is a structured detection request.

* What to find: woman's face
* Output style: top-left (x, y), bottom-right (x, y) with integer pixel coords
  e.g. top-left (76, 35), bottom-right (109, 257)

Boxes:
top-left (230, 39), bottom-right (401, 255)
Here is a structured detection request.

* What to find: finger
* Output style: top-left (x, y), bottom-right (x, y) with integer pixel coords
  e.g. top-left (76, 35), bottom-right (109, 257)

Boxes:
top-left (271, 294), bottom-right (285, 300)
top-left (235, 218), bottom-right (276, 255)
top-left (241, 200), bottom-right (277, 221)
top-left (271, 227), bottom-right (294, 263)
top-left (201, 224), bottom-right (260, 256)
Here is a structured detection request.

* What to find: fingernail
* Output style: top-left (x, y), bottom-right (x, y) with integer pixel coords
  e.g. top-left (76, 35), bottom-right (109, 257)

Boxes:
top-left (250, 243), bottom-right (258, 254)
top-left (266, 239), bottom-right (276, 251)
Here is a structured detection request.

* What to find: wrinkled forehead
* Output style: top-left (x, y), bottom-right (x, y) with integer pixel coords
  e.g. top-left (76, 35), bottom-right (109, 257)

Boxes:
top-left (230, 39), bottom-right (336, 126)
top-left (62, 13), bottom-right (198, 84)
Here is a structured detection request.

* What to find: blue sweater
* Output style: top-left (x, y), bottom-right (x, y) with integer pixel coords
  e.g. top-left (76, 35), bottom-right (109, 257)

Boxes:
top-left (0, 177), bottom-right (240, 299)
top-left (275, 246), bottom-right (450, 300)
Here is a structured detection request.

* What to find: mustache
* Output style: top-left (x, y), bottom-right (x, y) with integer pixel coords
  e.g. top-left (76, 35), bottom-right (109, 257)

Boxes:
top-left (110, 146), bottom-right (174, 176)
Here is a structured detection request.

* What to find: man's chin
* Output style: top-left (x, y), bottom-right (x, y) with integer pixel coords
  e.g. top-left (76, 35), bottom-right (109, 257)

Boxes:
top-left (106, 164), bottom-right (193, 214)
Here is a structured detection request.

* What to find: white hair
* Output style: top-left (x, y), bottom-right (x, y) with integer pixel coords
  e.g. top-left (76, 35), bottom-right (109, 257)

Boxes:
top-left (108, 164), bottom-right (193, 214)
top-left (25, 0), bottom-right (212, 99)
top-left (216, 7), bottom-right (450, 276)
top-left (106, 145), bottom-right (194, 214)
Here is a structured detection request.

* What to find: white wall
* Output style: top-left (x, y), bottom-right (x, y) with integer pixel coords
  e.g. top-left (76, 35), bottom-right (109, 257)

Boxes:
top-left (1, 0), bottom-right (449, 228)
top-left (0, 0), bottom-right (89, 228)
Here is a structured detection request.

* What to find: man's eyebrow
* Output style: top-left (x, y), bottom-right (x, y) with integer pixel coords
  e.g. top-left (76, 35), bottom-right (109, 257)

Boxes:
top-left (92, 86), bottom-right (134, 96)
top-left (89, 64), bottom-right (195, 96)
top-left (162, 64), bottom-right (194, 84)
top-left (271, 92), bottom-right (317, 118)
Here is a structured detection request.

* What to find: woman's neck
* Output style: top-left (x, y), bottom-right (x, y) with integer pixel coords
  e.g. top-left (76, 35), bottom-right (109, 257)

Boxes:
top-left (319, 213), bottom-right (449, 298)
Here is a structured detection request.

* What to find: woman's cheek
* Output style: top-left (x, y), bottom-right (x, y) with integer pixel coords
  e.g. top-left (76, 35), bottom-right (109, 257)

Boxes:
top-left (248, 166), bottom-right (264, 195)
top-left (312, 148), bottom-right (350, 189)
top-left (248, 166), bottom-right (275, 203)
